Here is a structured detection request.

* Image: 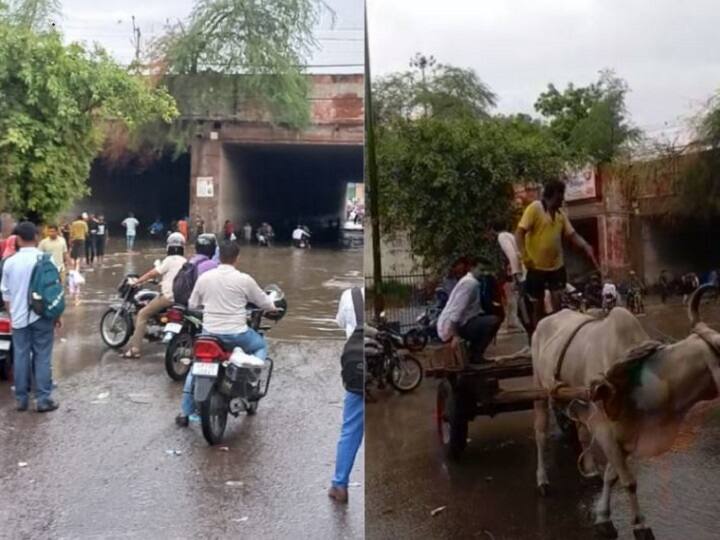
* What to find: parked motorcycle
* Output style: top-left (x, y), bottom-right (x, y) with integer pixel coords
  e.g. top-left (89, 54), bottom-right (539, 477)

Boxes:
top-left (163, 305), bottom-right (203, 382)
top-left (0, 312), bottom-right (12, 381)
top-left (99, 274), bottom-right (168, 348)
top-left (404, 287), bottom-right (448, 351)
top-left (366, 316), bottom-right (423, 393)
top-left (192, 285), bottom-right (287, 445)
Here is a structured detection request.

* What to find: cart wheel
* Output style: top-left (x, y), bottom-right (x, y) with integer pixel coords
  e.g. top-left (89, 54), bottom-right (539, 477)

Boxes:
top-left (436, 380), bottom-right (468, 460)
top-left (553, 404), bottom-right (578, 441)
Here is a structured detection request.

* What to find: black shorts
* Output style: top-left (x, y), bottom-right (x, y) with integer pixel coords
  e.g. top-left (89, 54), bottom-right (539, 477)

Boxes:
top-left (95, 235), bottom-right (106, 256)
top-left (524, 267), bottom-right (567, 299)
top-left (71, 239), bottom-right (85, 260)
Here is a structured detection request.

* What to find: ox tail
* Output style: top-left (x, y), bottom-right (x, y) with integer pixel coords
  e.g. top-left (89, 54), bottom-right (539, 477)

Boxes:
top-left (689, 283), bottom-right (717, 327)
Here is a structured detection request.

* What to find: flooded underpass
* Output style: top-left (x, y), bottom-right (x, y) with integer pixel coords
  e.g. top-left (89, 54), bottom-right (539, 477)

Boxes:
top-left (0, 240), bottom-right (364, 539)
top-left (366, 300), bottom-right (720, 540)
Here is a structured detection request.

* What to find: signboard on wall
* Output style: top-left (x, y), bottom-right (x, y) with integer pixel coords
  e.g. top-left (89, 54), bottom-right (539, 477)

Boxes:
top-left (565, 166), bottom-right (597, 202)
top-left (196, 177), bottom-right (214, 198)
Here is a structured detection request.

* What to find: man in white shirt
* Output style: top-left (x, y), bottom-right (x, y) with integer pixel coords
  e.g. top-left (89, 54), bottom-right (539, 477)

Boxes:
top-left (121, 212), bottom-right (140, 252)
top-left (328, 286), bottom-right (364, 504)
top-left (491, 221), bottom-right (525, 332)
top-left (437, 257), bottom-right (503, 364)
top-left (292, 225), bottom-right (310, 247)
top-left (176, 240), bottom-right (277, 426)
top-left (123, 232), bottom-right (186, 358)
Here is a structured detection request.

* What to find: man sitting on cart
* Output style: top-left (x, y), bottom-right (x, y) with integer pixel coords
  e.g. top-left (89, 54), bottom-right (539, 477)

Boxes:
top-left (437, 256), bottom-right (504, 364)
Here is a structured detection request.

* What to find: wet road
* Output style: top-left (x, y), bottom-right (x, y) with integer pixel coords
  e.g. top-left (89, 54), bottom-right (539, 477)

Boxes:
top-left (366, 301), bottom-right (720, 540)
top-left (0, 242), bottom-right (364, 539)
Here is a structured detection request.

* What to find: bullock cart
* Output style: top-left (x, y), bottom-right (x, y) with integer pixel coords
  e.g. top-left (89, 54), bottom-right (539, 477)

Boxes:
top-left (428, 342), bottom-right (588, 459)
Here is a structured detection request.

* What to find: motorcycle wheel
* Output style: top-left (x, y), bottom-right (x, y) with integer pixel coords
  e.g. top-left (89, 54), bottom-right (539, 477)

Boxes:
top-left (165, 333), bottom-right (193, 382)
top-left (200, 387), bottom-right (229, 446)
top-left (389, 355), bottom-right (424, 393)
top-left (100, 308), bottom-right (132, 349)
top-left (403, 328), bottom-right (428, 352)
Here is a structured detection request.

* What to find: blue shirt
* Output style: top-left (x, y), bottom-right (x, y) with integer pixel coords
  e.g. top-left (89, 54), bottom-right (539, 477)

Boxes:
top-left (1, 247), bottom-right (42, 329)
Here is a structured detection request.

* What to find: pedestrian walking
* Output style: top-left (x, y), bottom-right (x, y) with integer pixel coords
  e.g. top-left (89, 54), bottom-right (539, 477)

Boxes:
top-left (69, 214), bottom-right (88, 271)
top-left (243, 222), bottom-right (252, 243)
top-left (328, 286), bottom-right (365, 504)
top-left (95, 215), bottom-right (107, 265)
top-left (121, 212), bottom-right (139, 252)
top-left (177, 217), bottom-right (189, 243)
top-left (86, 214), bottom-right (98, 265)
top-left (39, 225), bottom-right (70, 282)
top-left (223, 219), bottom-right (234, 241)
top-left (0, 221), bottom-right (63, 412)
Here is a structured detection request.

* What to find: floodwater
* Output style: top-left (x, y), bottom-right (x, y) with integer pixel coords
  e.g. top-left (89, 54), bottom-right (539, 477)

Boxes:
top-left (366, 300), bottom-right (720, 540)
top-left (0, 239), bottom-right (364, 539)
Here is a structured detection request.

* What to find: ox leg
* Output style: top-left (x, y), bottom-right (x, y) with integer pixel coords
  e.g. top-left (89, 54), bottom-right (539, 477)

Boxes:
top-left (593, 464), bottom-right (618, 538)
top-left (534, 398), bottom-right (550, 495)
top-left (589, 422), bottom-right (653, 540)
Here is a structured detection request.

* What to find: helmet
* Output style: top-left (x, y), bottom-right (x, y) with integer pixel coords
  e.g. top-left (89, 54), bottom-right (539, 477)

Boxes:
top-left (195, 233), bottom-right (217, 258)
top-left (263, 284), bottom-right (287, 322)
top-left (167, 232), bottom-right (186, 248)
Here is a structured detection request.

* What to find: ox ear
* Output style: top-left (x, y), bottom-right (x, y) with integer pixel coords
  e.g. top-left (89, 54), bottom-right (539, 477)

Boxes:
top-left (590, 379), bottom-right (623, 419)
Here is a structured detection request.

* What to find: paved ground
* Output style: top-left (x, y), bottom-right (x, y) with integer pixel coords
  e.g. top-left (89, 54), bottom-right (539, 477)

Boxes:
top-left (0, 243), bottom-right (364, 540)
top-left (366, 300), bottom-right (720, 540)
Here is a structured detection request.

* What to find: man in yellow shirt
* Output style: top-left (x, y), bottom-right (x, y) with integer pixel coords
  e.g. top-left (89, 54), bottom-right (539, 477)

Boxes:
top-left (38, 225), bottom-right (70, 281)
top-left (515, 180), bottom-right (598, 328)
top-left (69, 214), bottom-right (88, 271)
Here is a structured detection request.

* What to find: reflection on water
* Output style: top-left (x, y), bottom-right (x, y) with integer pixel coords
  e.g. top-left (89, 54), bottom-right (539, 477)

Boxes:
top-left (75, 240), bottom-right (363, 341)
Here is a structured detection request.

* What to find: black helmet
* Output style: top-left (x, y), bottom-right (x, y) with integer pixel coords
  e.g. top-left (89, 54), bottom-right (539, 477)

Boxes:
top-left (196, 233), bottom-right (217, 258)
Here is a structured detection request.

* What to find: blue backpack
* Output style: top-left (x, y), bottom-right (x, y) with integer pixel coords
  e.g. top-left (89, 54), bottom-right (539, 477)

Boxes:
top-left (28, 253), bottom-right (65, 320)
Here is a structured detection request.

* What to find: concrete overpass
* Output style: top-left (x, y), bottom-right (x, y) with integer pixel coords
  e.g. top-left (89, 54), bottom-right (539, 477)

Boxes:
top-left (80, 74), bottom-right (364, 241)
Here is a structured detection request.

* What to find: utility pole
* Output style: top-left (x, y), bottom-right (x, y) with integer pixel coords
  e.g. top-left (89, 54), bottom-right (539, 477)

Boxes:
top-left (131, 15), bottom-right (142, 70)
top-left (365, 6), bottom-right (383, 318)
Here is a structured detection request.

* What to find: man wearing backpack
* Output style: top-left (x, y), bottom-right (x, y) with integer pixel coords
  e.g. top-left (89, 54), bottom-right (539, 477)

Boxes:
top-left (328, 286), bottom-right (365, 504)
top-left (172, 234), bottom-right (218, 306)
top-left (0, 222), bottom-right (63, 412)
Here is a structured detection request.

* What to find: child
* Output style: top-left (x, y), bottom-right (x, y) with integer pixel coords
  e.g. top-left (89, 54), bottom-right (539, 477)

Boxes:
top-left (68, 269), bottom-right (86, 305)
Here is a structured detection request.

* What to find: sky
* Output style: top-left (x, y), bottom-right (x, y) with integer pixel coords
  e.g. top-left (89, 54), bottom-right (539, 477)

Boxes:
top-left (58, 0), bottom-right (363, 73)
top-left (367, 0), bottom-right (720, 142)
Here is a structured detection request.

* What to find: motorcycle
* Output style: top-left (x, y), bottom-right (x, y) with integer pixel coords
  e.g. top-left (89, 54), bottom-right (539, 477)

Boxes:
top-left (0, 312), bottom-right (12, 382)
top-left (405, 287), bottom-right (449, 351)
top-left (99, 273), bottom-right (168, 348)
top-left (560, 282), bottom-right (588, 312)
top-left (163, 305), bottom-right (204, 382)
top-left (602, 282), bottom-right (619, 312)
top-left (192, 286), bottom-right (287, 445)
top-left (365, 316), bottom-right (424, 393)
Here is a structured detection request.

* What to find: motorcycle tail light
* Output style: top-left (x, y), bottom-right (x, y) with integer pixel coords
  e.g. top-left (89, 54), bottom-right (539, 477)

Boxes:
top-left (167, 309), bottom-right (183, 323)
top-left (0, 318), bottom-right (10, 333)
top-left (194, 339), bottom-right (230, 362)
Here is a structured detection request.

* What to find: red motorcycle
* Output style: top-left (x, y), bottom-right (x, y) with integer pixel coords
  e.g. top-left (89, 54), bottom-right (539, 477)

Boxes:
top-left (0, 313), bottom-right (12, 381)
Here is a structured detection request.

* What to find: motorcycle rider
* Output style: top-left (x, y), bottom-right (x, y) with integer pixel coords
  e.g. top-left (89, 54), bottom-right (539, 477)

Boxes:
top-left (122, 232), bottom-right (186, 358)
top-left (188, 234), bottom-right (219, 276)
top-left (176, 240), bottom-right (277, 427)
top-left (292, 224), bottom-right (311, 248)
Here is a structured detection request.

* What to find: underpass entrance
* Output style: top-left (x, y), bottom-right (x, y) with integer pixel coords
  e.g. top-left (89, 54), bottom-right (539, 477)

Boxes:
top-left (218, 143), bottom-right (363, 243)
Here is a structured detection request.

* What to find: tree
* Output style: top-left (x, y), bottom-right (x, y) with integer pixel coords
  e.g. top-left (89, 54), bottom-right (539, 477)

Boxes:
top-left (534, 70), bottom-right (640, 163)
top-left (376, 115), bottom-right (565, 270)
top-left (3, 0), bottom-right (59, 31)
top-left (149, 0), bottom-right (331, 128)
top-left (374, 53), bottom-right (496, 123)
top-left (0, 25), bottom-right (178, 221)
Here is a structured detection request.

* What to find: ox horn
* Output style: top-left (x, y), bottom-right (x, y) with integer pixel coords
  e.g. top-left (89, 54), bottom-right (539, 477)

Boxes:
top-left (688, 283), bottom-right (717, 327)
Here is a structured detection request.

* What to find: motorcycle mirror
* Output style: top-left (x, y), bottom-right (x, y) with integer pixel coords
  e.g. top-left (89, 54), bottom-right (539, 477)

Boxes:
top-left (264, 284), bottom-right (285, 302)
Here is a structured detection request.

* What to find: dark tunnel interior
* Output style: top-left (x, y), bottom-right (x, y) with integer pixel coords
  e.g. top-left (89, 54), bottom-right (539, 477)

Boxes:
top-left (221, 143), bottom-right (363, 242)
top-left (76, 153), bottom-right (191, 233)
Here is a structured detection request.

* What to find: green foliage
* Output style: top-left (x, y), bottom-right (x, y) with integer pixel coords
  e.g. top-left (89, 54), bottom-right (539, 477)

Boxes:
top-left (0, 25), bottom-right (178, 221)
top-left (374, 54), bottom-right (496, 123)
top-left (149, 0), bottom-right (327, 130)
top-left (535, 70), bottom-right (640, 163)
top-left (376, 116), bottom-right (565, 270)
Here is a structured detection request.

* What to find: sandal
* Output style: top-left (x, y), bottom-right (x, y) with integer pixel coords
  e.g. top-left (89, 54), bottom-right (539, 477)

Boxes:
top-left (121, 349), bottom-right (141, 359)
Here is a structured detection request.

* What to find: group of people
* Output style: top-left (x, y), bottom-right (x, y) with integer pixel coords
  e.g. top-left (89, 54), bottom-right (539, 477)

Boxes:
top-left (437, 180), bottom-right (599, 362)
top-left (346, 199), bottom-right (364, 225)
top-left (62, 213), bottom-right (108, 269)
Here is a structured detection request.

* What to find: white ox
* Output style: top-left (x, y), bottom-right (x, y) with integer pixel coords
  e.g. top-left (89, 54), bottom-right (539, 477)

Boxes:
top-left (532, 285), bottom-right (720, 540)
